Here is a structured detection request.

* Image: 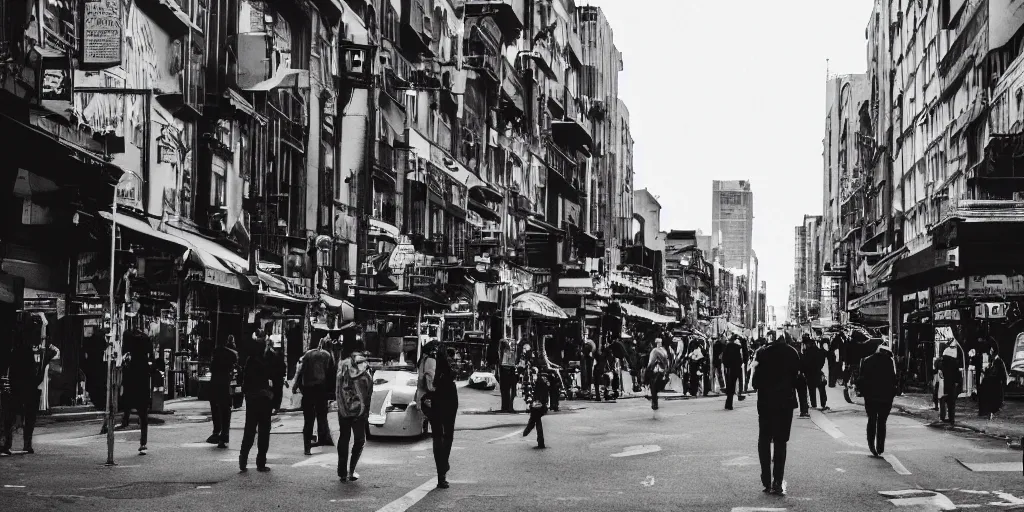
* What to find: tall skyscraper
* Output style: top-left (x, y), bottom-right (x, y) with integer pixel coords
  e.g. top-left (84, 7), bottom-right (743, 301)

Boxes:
top-left (711, 180), bottom-right (753, 270)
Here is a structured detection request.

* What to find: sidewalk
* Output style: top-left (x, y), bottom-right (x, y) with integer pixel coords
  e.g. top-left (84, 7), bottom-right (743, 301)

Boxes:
top-left (892, 392), bottom-right (1024, 447)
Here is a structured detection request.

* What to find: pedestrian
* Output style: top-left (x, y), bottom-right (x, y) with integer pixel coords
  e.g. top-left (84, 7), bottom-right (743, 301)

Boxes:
top-left (1, 321), bottom-right (58, 456)
top-left (723, 335), bottom-right (746, 410)
top-left (801, 335), bottom-right (829, 412)
top-left (418, 340), bottom-right (458, 489)
top-left (713, 337), bottom-right (726, 393)
top-left (978, 345), bottom-right (1007, 419)
top-left (119, 329), bottom-right (153, 455)
top-left (857, 343), bottom-right (897, 457)
top-left (582, 335), bottom-right (596, 400)
top-left (497, 338), bottom-right (518, 413)
top-left (207, 335), bottom-right (238, 448)
top-left (645, 338), bottom-right (671, 410)
top-left (336, 339), bottom-right (372, 482)
top-left (795, 336), bottom-right (810, 418)
top-left (686, 338), bottom-right (708, 396)
top-left (751, 330), bottom-right (800, 496)
top-left (523, 357), bottom-right (550, 448)
top-left (239, 330), bottom-right (275, 472)
top-left (269, 341), bottom-right (287, 415)
top-left (294, 335), bottom-right (336, 455)
top-left (547, 366), bottom-right (562, 412)
top-left (938, 339), bottom-right (963, 425)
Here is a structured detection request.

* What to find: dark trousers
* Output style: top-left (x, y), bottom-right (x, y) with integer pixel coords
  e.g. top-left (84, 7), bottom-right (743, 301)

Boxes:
top-left (428, 409), bottom-right (457, 480)
top-left (210, 395), bottom-right (232, 443)
top-left (122, 403), bottom-right (150, 446)
top-left (828, 359), bottom-right (839, 387)
top-left (796, 376), bottom-right (810, 415)
top-left (650, 376), bottom-right (667, 409)
top-left (688, 369), bottom-right (702, 396)
top-left (337, 415), bottom-right (366, 477)
top-left (808, 374), bottom-right (827, 408)
top-left (1, 389), bottom-right (40, 451)
top-left (725, 366), bottom-right (743, 409)
top-left (940, 393), bottom-right (957, 423)
top-left (302, 386), bottom-right (331, 450)
top-left (498, 367), bottom-right (516, 412)
top-left (757, 404), bottom-right (794, 487)
top-left (525, 406), bottom-right (546, 446)
top-left (240, 394), bottom-right (272, 468)
top-left (581, 356), bottom-right (594, 395)
top-left (549, 386), bottom-right (560, 411)
top-left (865, 399), bottom-right (892, 454)
top-left (714, 365), bottom-right (726, 390)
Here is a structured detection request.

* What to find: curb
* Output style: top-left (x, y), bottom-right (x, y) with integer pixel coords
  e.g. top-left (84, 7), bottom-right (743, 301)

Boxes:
top-left (891, 403), bottom-right (1023, 450)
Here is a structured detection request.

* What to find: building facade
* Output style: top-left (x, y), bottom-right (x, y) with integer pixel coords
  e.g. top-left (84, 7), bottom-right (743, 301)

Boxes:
top-left (711, 180), bottom-right (753, 271)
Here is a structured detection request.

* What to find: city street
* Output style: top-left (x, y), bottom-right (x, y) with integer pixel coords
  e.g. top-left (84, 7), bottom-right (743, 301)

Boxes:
top-left (2, 386), bottom-right (1023, 511)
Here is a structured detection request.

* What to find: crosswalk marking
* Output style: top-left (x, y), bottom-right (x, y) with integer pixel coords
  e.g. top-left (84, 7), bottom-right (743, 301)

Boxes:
top-left (610, 445), bottom-right (661, 458)
top-left (486, 430), bottom-right (522, 443)
top-left (956, 460), bottom-right (1023, 472)
top-left (808, 410), bottom-right (844, 439)
top-left (374, 478), bottom-right (438, 512)
top-left (883, 453), bottom-right (911, 475)
top-left (879, 490), bottom-right (955, 510)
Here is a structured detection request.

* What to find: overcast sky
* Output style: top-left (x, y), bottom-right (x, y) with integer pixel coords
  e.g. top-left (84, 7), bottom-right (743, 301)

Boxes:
top-left (583, 0), bottom-right (874, 321)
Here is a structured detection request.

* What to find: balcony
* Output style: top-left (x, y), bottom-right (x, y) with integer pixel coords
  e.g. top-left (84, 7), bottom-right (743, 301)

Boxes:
top-left (457, 0), bottom-right (525, 42)
top-left (465, 52), bottom-right (501, 83)
top-left (552, 111), bottom-right (593, 153)
top-left (374, 141), bottom-right (398, 187)
top-left (401, 0), bottom-right (434, 59)
top-left (546, 141), bottom-right (580, 187)
top-left (525, 43), bottom-right (557, 81)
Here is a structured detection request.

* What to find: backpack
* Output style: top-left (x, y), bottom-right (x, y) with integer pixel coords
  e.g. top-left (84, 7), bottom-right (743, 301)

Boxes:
top-left (338, 362), bottom-right (364, 417)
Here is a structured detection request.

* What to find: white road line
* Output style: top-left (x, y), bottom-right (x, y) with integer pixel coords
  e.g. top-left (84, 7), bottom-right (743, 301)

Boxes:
top-left (957, 460), bottom-right (1024, 472)
top-left (486, 430), bottom-right (522, 443)
top-left (808, 410), bottom-right (845, 439)
top-left (3, 485), bottom-right (26, 488)
top-left (374, 478), bottom-right (438, 512)
top-left (731, 508), bottom-right (786, 512)
top-left (883, 453), bottom-right (912, 475)
top-left (610, 445), bottom-right (662, 458)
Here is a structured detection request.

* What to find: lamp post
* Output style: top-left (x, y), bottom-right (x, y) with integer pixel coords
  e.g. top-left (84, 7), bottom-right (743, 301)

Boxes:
top-left (106, 169), bottom-right (141, 466)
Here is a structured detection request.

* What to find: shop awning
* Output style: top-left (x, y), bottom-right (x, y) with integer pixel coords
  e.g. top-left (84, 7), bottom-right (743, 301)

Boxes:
top-left (260, 289), bottom-right (317, 304)
top-left (616, 302), bottom-right (676, 324)
top-left (158, 221), bottom-right (287, 293)
top-left (101, 212), bottom-right (248, 291)
top-left (526, 217), bottom-right (564, 235)
top-left (470, 185), bottom-right (504, 203)
top-left (511, 292), bottom-right (568, 319)
top-left (320, 292), bottom-right (355, 321)
top-left (243, 65), bottom-right (310, 92)
top-left (557, 277), bottom-right (594, 296)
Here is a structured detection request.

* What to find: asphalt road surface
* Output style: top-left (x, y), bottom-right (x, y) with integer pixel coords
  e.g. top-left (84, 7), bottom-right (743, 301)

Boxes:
top-left (2, 386), bottom-right (1023, 512)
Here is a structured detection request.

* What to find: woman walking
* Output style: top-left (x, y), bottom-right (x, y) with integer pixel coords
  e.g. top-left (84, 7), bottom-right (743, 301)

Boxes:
top-left (418, 340), bottom-right (459, 489)
top-left (523, 358), bottom-right (550, 448)
top-left (120, 329), bottom-right (154, 455)
top-left (239, 330), bottom-right (275, 472)
top-left (978, 346), bottom-right (1007, 419)
top-left (336, 339), bottom-right (372, 482)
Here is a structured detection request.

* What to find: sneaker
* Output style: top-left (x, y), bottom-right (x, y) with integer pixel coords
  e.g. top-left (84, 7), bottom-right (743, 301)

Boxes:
top-left (348, 472), bottom-right (359, 481)
top-left (239, 456), bottom-right (247, 472)
top-left (138, 445), bottom-right (147, 455)
top-left (771, 480), bottom-right (787, 496)
top-left (256, 466), bottom-right (271, 472)
top-left (206, 434), bottom-right (220, 444)
top-left (217, 442), bottom-right (228, 449)
top-left (0, 448), bottom-right (12, 456)
top-left (738, 395), bottom-right (746, 401)
top-left (24, 447), bottom-right (34, 454)
top-left (821, 406), bottom-right (831, 412)
top-left (436, 479), bottom-right (450, 489)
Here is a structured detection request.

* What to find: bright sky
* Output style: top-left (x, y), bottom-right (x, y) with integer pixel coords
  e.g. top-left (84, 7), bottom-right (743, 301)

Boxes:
top-left (583, 0), bottom-right (874, 320)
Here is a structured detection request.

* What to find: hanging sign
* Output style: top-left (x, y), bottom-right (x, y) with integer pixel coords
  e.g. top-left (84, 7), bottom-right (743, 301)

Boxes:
top-left (82, 0), bottom-right (123, 65)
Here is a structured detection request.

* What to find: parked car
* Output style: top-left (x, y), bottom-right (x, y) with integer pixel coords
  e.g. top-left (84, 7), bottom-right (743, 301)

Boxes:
top-left (467, 371), bottom-right (497, 390)
top-left (366, 366), bottom-right (428, 439)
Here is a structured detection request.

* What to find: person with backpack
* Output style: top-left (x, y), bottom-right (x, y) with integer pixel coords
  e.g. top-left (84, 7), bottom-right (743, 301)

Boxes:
top-left (645, 338), bottom-right (671, 410)
top-left (239, 330), bottom-right (275, 472)
top-left (723, 335), bottom-right (746, 410)
top-left (336, 339), bottom-right (372, 482)
top-left (417, 339), bottom-right (459, 489)
top-left (1, 320), bottom-right (58, 456)
top-left (294, 336), bottom-right (336, 455)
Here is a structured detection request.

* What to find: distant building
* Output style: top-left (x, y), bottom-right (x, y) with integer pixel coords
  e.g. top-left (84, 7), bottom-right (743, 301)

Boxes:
top-left (711, 180), bottom-right (753, 270)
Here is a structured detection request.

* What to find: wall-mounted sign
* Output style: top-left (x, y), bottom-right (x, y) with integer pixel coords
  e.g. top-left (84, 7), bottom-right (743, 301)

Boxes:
top-left (72, 298), bottom-right (106, 316)
top-left (935, 278), bottom-right (967, 299)
top-left (975, 302), bottom-right (1009, 320)
top-left (82, 0), bottom-right (123, 65)
top-left (22, 297), bottom-right (58, 313)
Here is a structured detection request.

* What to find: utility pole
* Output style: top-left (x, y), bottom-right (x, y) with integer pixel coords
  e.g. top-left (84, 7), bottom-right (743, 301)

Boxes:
top-left (354, 45), bottom-right (379, 328)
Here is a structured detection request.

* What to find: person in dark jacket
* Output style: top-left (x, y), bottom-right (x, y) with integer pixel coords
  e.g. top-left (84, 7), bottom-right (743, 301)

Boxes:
top-left (751, 332), bottom-right (800, 496)
top-left (857, 344), bottom-right (897, 456)
top-left (723, 335), bottom-right (746, 410)
top-left (794, 336), bottom-right (810, 418)
top-left (801, 336), bottom-right (828, 411)
top-left (1, 323), bottom-right (57, 455)
top-left (119, 329), bottom-right (153, 455)
top-left (713, 337), bottom-right (726, 392)
top-left (294, 336), bottom-right (336, 454)
top-left (269, 343), bottom-right (287, 415)
top-left (646, 338), bottom-right (672, 410)
top-left (207, 335), bottom-right (238, 448)
top-left (418, 340), bottom-right (459, 489)
top-left (523, 358), bottom-right (550, 448)
top-left (939, 339), bottom-right (963, 425)
top-left (336, 339), bottom-right (372, 482)
top-left (239, 331), bottom-right (275, 472)
top-left (978, 345), bottom-right (1007, 419)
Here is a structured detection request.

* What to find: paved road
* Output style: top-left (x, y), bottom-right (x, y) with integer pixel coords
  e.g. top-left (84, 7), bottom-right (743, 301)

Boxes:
top-left (2, 386), bottom-right (1022, 511)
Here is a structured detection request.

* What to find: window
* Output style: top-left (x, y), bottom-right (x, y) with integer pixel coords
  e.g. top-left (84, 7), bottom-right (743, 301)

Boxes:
top-left (41, 0), bottom-right (78, 52)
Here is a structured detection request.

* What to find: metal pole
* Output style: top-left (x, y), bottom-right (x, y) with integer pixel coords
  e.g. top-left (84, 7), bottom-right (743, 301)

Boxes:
top-left (105, 183), bottom-right (118, 466)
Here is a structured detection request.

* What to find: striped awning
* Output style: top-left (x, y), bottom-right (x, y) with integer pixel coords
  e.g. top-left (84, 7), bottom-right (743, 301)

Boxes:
top-left (616, 302), bottom-right (675, 324)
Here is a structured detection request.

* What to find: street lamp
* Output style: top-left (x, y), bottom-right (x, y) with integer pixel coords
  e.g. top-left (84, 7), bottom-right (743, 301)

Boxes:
top-left (106, 169), bottom-right (141, 466)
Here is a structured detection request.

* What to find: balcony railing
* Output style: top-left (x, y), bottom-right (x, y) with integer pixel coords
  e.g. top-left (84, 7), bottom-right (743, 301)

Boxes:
top-left (372, 202), bottom-right (398, 226)
top-left (546, 141), bottom-right (579, 183)
top-left (465, 52), bottom-right (501, 82)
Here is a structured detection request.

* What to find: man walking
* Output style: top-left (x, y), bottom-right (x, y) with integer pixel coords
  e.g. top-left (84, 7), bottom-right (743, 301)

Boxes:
top-left (294, 336), bottom-right (336, 455)
top-left (752, 331), bottom-right (800, 496)
top-left (801, 336), bottom-right (829, 411)
top-left (1, 320), bottom-right (58, 456)
top-left (207, 335), bottom-right (238, 448)
top-left (646, 338), bottom-right (672, 411)
top-left (239, 330), bottom-right (275, 472)
top-left (723, 335), bottom-right (746, 410)
top-left (857, 344), bottom-right (897, 456)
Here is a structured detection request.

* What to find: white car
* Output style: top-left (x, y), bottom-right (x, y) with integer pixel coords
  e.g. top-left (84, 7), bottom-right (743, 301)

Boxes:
top-left (467, 371), bottom-right (498, 390)
top-left (366, 366), bottom-right (429, 438)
